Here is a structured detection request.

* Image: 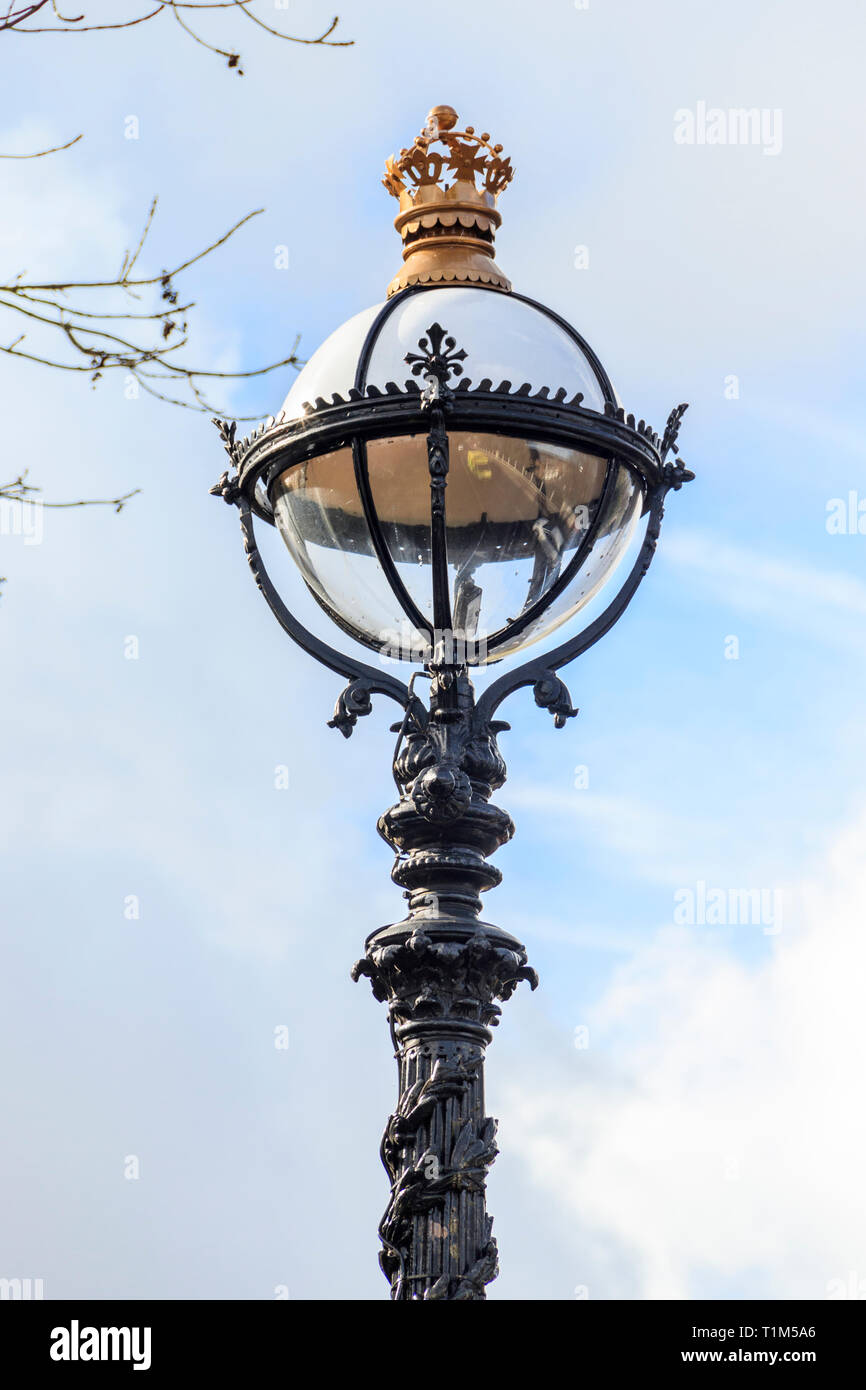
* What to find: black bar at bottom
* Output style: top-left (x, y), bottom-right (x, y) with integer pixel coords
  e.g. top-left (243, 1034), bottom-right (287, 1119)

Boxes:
top-left (1, 1298), bottom-right (860, 1375)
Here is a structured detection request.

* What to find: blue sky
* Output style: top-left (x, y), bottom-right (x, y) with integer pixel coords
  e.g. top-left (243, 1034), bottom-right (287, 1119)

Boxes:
top-left (1, 0), bottom-right (865, 1300)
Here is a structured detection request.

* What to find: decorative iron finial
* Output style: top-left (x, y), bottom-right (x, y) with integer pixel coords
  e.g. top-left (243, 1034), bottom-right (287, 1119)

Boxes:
top-left (405, 322), bottom-right (468, 398)
top-left (382, 106), bottom-right (514, 298)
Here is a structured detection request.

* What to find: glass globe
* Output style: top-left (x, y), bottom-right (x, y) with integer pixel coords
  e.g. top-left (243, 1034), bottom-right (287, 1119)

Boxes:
top-left (278, 288), bottom-right (609, 418)
top-left (271, 287), bottom-right (643, 664)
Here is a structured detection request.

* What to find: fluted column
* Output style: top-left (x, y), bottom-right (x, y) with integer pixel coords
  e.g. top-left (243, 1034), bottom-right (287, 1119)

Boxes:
top-left (353, 670), bottom-right (536, 1300)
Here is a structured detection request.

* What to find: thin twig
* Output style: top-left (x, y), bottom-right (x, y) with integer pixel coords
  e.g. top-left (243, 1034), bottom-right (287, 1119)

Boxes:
top-left (0, 132), bottom-right (82, 158)
top-left (0, 1), bottom-right (353, 56)
top-left (0, 471), bottom-right (141, 511)
top-left (15, 206), bottom-right (263, 291)
top-left (0, 197), bottom-right (302, 417)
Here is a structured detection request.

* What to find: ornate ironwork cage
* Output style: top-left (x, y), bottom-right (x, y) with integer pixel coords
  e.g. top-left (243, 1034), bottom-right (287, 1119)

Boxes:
top-left (216, 284), bottom-right (688, 682)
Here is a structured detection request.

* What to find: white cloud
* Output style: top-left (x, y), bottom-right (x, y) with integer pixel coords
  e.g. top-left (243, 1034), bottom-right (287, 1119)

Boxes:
top-left (500, 811), bottom-right (866, 1298)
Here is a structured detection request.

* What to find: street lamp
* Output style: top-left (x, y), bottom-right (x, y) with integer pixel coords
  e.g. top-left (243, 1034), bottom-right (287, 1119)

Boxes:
top-left (211, 105), bottom-right (693, 1301)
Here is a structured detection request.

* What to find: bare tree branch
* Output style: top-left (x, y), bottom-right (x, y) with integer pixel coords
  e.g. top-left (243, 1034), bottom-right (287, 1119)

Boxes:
top-left (0, 1), bottom-right (353, 70)
top-left (0, 470), bottom-right (141, 594)
top-left (0, 199), bottom-right (304, 420)
top-left (0, 470), bottom-right (140, 511)
top-left (0, 0), bottom-right (343, 592)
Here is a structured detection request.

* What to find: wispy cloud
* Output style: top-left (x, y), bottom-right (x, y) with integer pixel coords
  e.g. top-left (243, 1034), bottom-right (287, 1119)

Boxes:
top-left (664, 531), bottom-right (866, 650)
top-left (508, 784), bottom-right (732, 888)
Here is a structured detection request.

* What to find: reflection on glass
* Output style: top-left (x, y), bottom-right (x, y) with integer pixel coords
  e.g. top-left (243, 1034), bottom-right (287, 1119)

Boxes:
top-left (366, 432), bottom-right (621, 655)
top-left (272, 432), bottom-right (642, 663)
top-left (490, 463), bottom-right (642, 658)
top-left (271, 448), bottom-right (428, 659)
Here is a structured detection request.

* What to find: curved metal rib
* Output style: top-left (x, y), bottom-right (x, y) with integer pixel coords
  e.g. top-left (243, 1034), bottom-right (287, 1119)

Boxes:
top-left (508, 291), bottom-right (617, 406)
top-left (351, 438), bottom-right (434, 642)
top-left (483, 454), bottom-right (619, 654)
top-left (238, 498), bottom-right (412, 723)
top-left (475, 485), bottom-right (668, 724)
top-left (354, 285), bottom-right (423, 394)
top-left (351, 286), bottom-right (438, 648)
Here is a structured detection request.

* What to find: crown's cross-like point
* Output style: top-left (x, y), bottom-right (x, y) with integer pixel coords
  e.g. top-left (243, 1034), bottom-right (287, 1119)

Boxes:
top-left (382, 105), bottom-right (514, 298)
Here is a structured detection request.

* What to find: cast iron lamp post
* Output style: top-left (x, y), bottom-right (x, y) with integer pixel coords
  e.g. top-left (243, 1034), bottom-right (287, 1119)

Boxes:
top-left (211, 105), bottom-right (693, 1300)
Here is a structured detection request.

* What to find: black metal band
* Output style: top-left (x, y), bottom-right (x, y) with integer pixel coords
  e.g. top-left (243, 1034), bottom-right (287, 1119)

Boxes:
top-left (242, 387), bottom-right (665, 504)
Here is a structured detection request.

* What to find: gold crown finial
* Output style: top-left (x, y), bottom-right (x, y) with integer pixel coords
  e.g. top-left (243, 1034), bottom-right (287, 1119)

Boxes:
top-left (382, 107), bottom-right (514, 298)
